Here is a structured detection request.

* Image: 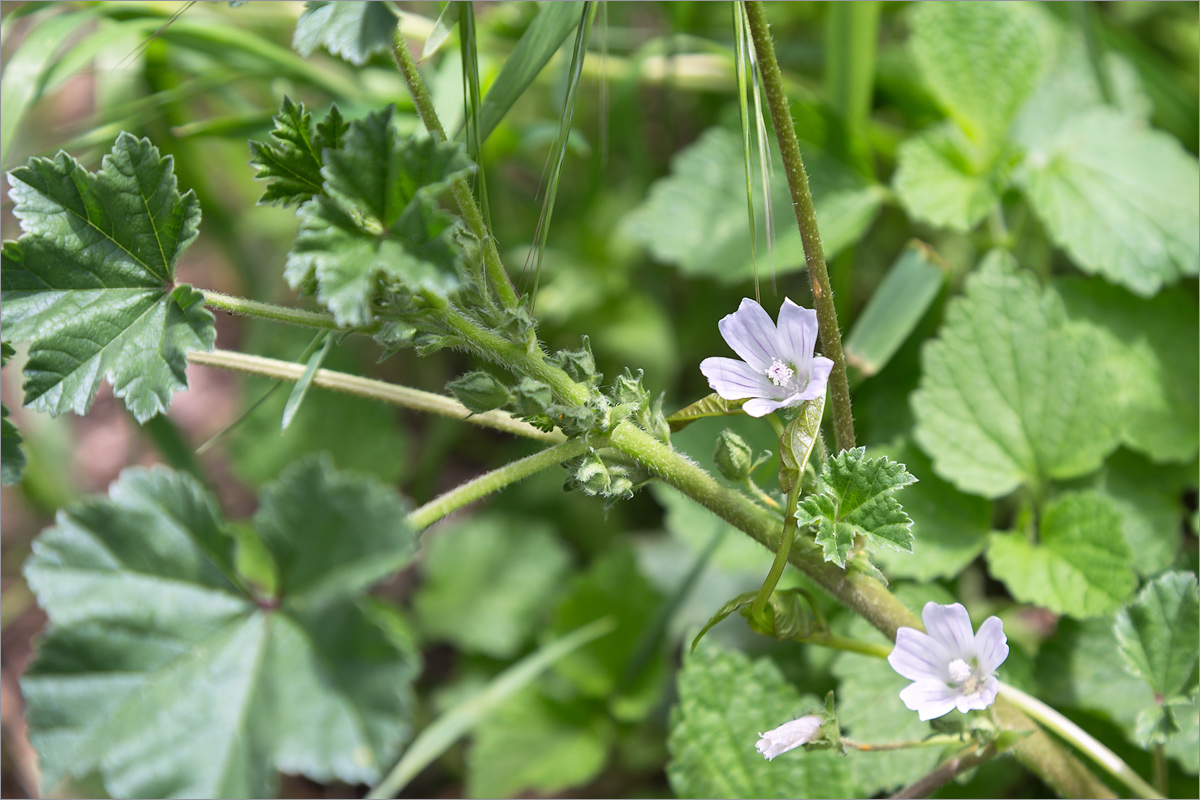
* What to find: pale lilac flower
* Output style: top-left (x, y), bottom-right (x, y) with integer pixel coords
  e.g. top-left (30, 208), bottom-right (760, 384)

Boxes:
top-left (888, 602), bottom-right (1009, 721)
top-left (755, 715), bottom-right (822, 761)
top-left (699, 298), bottom-right (834, 418)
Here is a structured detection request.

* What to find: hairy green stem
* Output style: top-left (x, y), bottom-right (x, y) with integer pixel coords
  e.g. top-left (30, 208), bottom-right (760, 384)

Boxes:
top-left (749, 481), bottom-right (800, 619)
top-left (997, 683), bottom-right (1161, 799)
top-left (845, 734), bottom-right (971, 753)
top-left (744, 1), bottom-right (855, 452)
top-left (186, 348), bottom-right (561, 443)
top-left (392, 25), bottom-right (520, 310)
top-left (201, 290), bottom-right (373, 332)
top-left (407, 436), bottom-right (600, 530)
top-left (796, 631), bottom-right (891, 659)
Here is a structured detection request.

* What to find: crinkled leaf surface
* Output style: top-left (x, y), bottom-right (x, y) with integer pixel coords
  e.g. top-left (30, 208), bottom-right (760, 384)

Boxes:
top-left (794, 446), bottom-right (916, 568)
top-left (292, 0), bottom-right (397, 66)
top-left (1116, 572), bottom-right (1199, 703)
top-left (667, 641), bottom-right (856, 799)
top-left (621, 127), bottom-right (883, 283)
top-left (908, 1), bottom-right (1047, 150)
top-left (1058, 277), bottom-right (1199, 463)
top-left (1018, 108), bottom-right (1199, 297)
top-left (1, 134), bottom-right (214, 422)
top-left (871, 442), bottom-right (991, 582)
top-left (912, 252), bottom-right (1120, 498)
top-left (22, 457), bottom-right (420, 798)
top-left (466, 687), bottom-right (613, 800)
top-left (986, 491), bottom-right (1136, 618)
top-left (285, 107), bottom-right (473, 327)
top-left (892, 123), bottom-right (1002, 232)
top-left (415, 514), bottom-right (572, 659)
top-left (248, 97), bottom-right (347, 206)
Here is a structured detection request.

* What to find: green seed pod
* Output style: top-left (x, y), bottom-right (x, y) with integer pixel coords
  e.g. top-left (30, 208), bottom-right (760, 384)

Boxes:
top-left (714, 429), bottom-right (754, 481)
top-left (447, 371), bottom-right (511, 414)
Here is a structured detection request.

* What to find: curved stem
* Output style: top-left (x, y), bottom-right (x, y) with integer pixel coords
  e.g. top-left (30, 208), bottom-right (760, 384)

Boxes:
top-left (997, 683), bottom-right (1163, 800)
top-left (890, 743), bottom-right (998, 799)
top-left (186, 348), bottom-right (562, 443)
top-left (201, 290), bottom-right (373, 333)
top-left (407, 435), bottom-right (599, 530)
top-left (795, 631), bottom-right (891, 659)
top-left (750, 481), bottom-right (800, 619)
top-left (392, 25), bottom-right (520, 310)
top-left (744, 1), bottom-right (855, 453)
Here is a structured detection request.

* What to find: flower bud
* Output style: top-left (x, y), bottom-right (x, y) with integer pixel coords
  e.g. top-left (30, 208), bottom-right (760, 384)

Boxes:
top-left (714, 429), bottom-right (754, 481)
top-left (447, 371), bottom-right (511, 414)
top-left (512, 378), bottom-right (554, 416)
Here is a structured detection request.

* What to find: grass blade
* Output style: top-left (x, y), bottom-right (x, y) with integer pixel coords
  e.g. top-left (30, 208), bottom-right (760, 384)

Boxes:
top-left (367, 617), bottom-right (616, 799)
top-left (422, 0), bottom-right (460, 60)
top-left (459, 1), bottom-right (491, 229)
top-left (281, 332), bottom-right (334, 430)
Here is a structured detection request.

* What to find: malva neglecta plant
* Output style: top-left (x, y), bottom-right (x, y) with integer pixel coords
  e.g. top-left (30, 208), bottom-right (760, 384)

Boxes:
top-left (1, 2), bottom-right (1197, 799)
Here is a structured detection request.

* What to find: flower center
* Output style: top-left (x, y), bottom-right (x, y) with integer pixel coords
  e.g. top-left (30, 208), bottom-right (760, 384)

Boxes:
top-left (765, 359), bottom-right (796, 389)
top-left (947, 658), bottom-right (973, 684)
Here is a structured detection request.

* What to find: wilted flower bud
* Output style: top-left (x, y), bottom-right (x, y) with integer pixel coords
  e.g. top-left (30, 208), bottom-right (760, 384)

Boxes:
top-left (512, 378), bottom-right (554, 416)
top-left (447, 371), bottom-right (510, 414)
top-left (714, 429), bottom-right (754, 481)
top-left (552, 336), bottom-right (599, 385)
top-left (755, 715), bottom-right (823, 760)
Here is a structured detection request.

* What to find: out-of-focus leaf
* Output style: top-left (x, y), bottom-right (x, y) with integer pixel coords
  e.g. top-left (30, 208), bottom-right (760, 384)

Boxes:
top-left (1, 134), bottom-right (214, 422)
top-left (248, 97), bottom-right (348, 207)
top-left (622, 127), bottom-right (884, 283)
top-left (466, 688), bottom-right (613, 799)
top-left (667, 640), bottom-right (857, 799)
top-left (912, 251), bottom-right (1120, 498)
top-left (22, 459), bottom-right (420, 797)
top-left (1018, 109), bottom-right (1199, 297)
top-left (1058, 277), bottom-right (1198, 463)
top-left (422, 1), bottom-right (460, 60)
top-left (795, 447), bottom-right (916, 567)
top-left (415, 515), bottom-right (572, 659)
top-left (293, 0), bottom-right (398, 66)
top-left (284, 107), bottom-right (473, 326)
top-left (653, 484), bottom-right (770, 574)
top-left (1, 342), bottom-right (24, 486)
top-left (1115, 572), bottom-right (1199, 706)
top-left (986, 491), bottom-right (1136, 619)
top-left (845, 241), bottom-right (946, 377)
top-left (892, 122), bottom-right (1002, 232)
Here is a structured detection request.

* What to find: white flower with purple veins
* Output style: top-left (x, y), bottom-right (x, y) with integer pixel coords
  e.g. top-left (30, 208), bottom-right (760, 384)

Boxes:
top-left (700, 298), bottom-right (834, 418)
top-left (756, 715), bottom-right (823, 761)
top-left (888, 602), bottom-right (1010, 721)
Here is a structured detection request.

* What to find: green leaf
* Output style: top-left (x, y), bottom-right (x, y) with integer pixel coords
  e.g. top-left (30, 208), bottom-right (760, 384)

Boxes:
top-left (667, 641), bottom-right (856, 799)
top-left (1, 403), bottom-right (24, 486)
top-left (1, 134), bottom-right (215, 422)
top-left (466, 688), bottom-right (613, 799)
top-left (414, 514), bottom-right (572, 659)
top-left (548, 546), bottom-right (666, 721)
top-left (21, 458), bottom-right (420, 796)
top-left (422, 1), bottom-right (460, 60)
top-left (666, 392), bottom-right (747, 431)
top-left (1058, 277), bottom-right (1198, 463)
top-left (281, 332), bottom-right (333, 430)
top-left (794, 446), bottom-right (916, 568)
top-left (292, 0), bottom-right (398, 66)
top-left (908, 1), bottom-right (1048, 149)
top-left (653, 484), bottom-right (771, 574)
top-left (892, 123), bottom-right (1002, 232)
top-left (285, 107), bottom-right (473, 326)
top-left (986, 491), bottom-right (1136, 618)
top-left (621, 127), bottom-right (884, 284)
top-left (912, 251), bottom-right (1120, 498)
top-left (248, 97), bottom-right (348, 207)
top-left (872, 442), bottom-right (991, 582)
top-left (845, 240), bottom-right (947, 377)
top-left (1018, 109), bottom-right (1199, 297)
top-left (1116, 572), bottom-right (1199, 703)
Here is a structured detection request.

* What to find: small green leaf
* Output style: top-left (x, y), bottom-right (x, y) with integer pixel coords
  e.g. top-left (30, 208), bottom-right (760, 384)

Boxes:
top-left (422, 1), bottom-right (460, 60)
top-left (892, 123), bottom-right (1002, 232)
top-left (1018, 109), bottom-right (1199, 297)
top-left (1, 403), bottom-right (24, 486)
top-left (778, 395), bottom-right (825, 494)
top-left (466, 688), bottom-right (613, 800)
top-left (908, 1), bottom-right (1048, 150)
top-left (667, 641), bottom-right (856, 799)
top-left (666, 392), bottom-right (747, 431)
top-left (912, 251), bottom-right (1120, 498)
top-left (281, 332), bottom-right (333, 430)
top-left (1058, 277), bottom-right (1198, 463)
top-left (22, 459), bottom-right (420, 797)
top-left (795, 447), bottom-right (916, 568)
top-left (986, 491), bottom-right (1136, 618)
top-left (1115, 572), bottom-right (1199, 703)
top-left (414, 515), bottom-right (572, 659)
top-left (293, 0), bottom-right (398, 66)
top-left (248, 97), bottom-right (348, 207)
top-left (1, 134), bottom-right (214, 422)
top-left (845, 241), bottom-right (947, 377)
top-left (285, 107), bottom-right (473, 326)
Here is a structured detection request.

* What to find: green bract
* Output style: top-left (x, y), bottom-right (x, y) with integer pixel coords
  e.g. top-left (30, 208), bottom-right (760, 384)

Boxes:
top-left (22, 457), bottom-right (420, 797)
top-left (1, 134), bottom-right (215, 422)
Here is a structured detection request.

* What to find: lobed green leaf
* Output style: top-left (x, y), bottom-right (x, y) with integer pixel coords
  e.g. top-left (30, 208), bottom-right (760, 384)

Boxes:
top-left (248, 97), bottom-right (348, 207)
top-left (292, 0), bottom-right (398, 66)
top-left (1115, 572), bottom-right (1200, 704)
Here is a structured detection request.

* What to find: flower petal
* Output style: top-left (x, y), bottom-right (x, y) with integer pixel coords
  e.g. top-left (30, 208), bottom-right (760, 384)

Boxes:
top-left (889, 627), bottom-right (952, 682)
top-left (755, 715), bottom-right (822, 760)
top-left (954, 675), bottom-right (1000, 714)
top-left (898, 681), bottom-right (960, 721)
top-left (922, 602), bottom-right (975, 660)
top-left (801, 356), bottom-right (834, 399)
top-left (776, 299), bottom-right (819, 368)
top-left (718, 298), bottom-right (778, 372)
top-left (699, 356), bottom-right (773, 400)
top-left (974, 616), bottom-right (1009, 673)
top-left (742, 396), bottom-right (797, 417)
